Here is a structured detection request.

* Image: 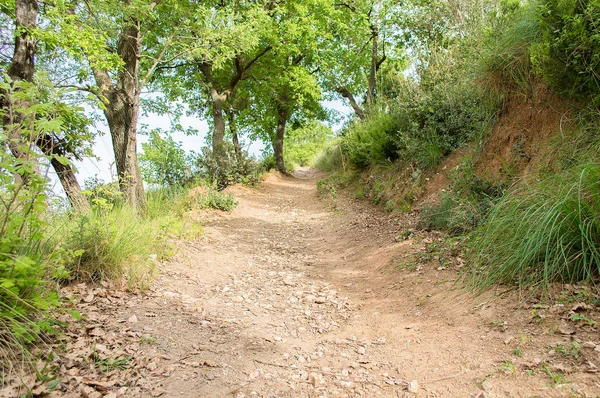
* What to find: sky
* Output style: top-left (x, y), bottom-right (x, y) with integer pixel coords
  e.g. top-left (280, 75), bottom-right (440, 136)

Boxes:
top-left (47, 99), bottom-right (352, 194)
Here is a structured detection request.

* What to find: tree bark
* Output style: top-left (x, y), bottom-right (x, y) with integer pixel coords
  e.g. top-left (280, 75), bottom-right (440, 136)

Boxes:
top-left (93, 18), bottom-right (147, 213)
top-left (227, 108), bottom-right (242, 160)
top-left (1, 0), bottom-right (38, 169)
top-left (36, 134), bottom-right (91, 212)
top-left (273, 104), bottom-right (291, 176)
top-left (367, 24), bottom-right (378, 106)
top-left (336, 87), bottom-right (366, 120)
top-left (210, 88), bottom-right (228, 157)
top-left (1, 0), bottom-right (89, 212)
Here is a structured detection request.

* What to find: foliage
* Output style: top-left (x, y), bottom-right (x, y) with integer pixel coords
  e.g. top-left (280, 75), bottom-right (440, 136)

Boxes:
top-left (419, 159), bottom-right (506, 234)
top-left (531, 0), bottom-right (600, 104)
top-left (341, 108), bottom-right (400, 169)
top-left (340, 81), bottom-right (497, 170)
top-left (139, 129), bottom-right (195, 187)
top-left (61, 207), bottom-right (163, 289)
top-left (188, 188), bottom-right (238, 211)
top-left (311, 141), bottom-right (346, 172)
top-left (196, 142), bottom-right (264, 189)
top-left (0, 78), bottom-right (79, 378)
top-left (478, 2), bottom-right (541, 93)
top-left (467, 162), bottom-right (600, 292)
top-left (285, 121), bottom-right (333, 167)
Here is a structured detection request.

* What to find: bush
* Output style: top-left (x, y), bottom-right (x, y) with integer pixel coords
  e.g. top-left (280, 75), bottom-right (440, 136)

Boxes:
top-left (0, 79), bottom-right (79, 379)
top-left (531, 0), bottom-right (600, 104)
top-left (419, 159), bottom-right (505, 234)
top-left (467, 162), bottom-right (600, 292)
top-left (339, 81), bottom-right (497, 171)
top-left (139, 129), bottom-right (195, 186)
top-left (478, 2), bottom-right (540, 93)
top-left (187, 187), bottom-right (238, 211)
top-left (311, 141), bottom-right (346, 172)
top-left (341, 109), bottom-right (400, 169)
top-left (196, 142), bottom-right (264, 189)
top-left (61, 206), bottom-right (166, 290)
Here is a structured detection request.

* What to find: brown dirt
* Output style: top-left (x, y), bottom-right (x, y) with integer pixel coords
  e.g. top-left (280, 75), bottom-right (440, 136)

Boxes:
top-left (5, 168), bottom-right (600, 398)
top-left (475, 84), bottom-right (572, 183)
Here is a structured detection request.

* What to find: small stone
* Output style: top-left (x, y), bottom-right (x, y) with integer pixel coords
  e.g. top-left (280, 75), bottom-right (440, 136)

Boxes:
top-left (127, 315), bottom-right (138, 323)
top-left (582, 341), bottom-right (596, 349)
top-left (407, 380), bottom-right (418, 393)
top-left (558, 323), bottom-right (576, 335)
top-left (357, 346), bottom-right (366, 355)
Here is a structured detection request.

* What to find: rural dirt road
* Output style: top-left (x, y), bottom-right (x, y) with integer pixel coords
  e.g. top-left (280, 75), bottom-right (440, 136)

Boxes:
top-left (19, 169), bottom-right (600, 397)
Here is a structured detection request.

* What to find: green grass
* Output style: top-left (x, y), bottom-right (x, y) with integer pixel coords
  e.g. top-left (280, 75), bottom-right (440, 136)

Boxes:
top-left (467, 162), bottom-right (600, 292)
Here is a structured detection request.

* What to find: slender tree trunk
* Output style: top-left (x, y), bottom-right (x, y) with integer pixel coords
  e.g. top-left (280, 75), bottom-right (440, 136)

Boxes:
top-left (273, 105), bottom-right (291, 176)
top-left (336, 87), bottom-right (366, 120)
top-left (367, 24), bottom-right (378, 106)
top-left (227, 108), bottom-right (242, 160)
top-left (36, 134), bottom-right (91, 212)
top-left (50, 158), bottom-right (91, 212)
top-left (210, 89), bottom-right (228, 157)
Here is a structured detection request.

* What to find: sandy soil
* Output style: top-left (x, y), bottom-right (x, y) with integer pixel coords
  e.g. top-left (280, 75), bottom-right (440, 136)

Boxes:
top-left (7, 168), bottom-right (599, 398)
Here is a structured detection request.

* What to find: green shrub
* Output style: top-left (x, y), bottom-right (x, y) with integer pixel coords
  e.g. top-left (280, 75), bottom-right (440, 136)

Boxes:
top-left (467, 162), bottom-right (600, 292)
top-left (193, 189), bottom-right (238, 211)
top-left (338, 81), bottom-right (497, 171)
top-left (62, 207), bottom-right (163, 289)
top-left (419, 159), bottom-right (505, 234)
top-left (311, 141), bottom-right (346, 172)
top-left (196, 142), bottom-right (264, 189)
top-left (139, 129), bottom-right (196, 186)
top-left (286, 121), bottom-right (333, 167)
top-left (478, 2), bottom-right (540, 93)
top-left (341, 109), bottom-right (400, 169)
top-left (531, 0), bottom-right (600, 104)
top-left (0, 78), bottom-right (84, 379)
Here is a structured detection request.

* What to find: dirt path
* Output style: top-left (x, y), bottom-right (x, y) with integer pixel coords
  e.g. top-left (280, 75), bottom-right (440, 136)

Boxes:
top-left (29, 169), bottom-right (599, 398)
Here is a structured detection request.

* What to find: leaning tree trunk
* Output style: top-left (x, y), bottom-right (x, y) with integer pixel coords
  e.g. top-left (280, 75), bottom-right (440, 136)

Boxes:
top-left (50, 158), bottom-right (91, 212)
top-left (36, 134), bottom-right (90, 212)
top-left (273, 105), bottom-right (291, 176)
top-left (336, 87), bottom-right (366, 120)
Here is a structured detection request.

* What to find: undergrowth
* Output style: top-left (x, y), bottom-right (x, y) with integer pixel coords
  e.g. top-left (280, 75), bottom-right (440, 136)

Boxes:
top-left (467, 162), bottom-right (600, 292)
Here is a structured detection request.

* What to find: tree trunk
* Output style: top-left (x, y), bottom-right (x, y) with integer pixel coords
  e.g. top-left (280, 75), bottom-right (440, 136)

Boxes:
top-left (336, 87), bottom-right (366, 120)
top-left (227, 108), bottom-right (242, 160)
top-left (1, 0), bottom-right (38, 172)
top-left (273, 105), bottom-right (291, 176)
top-left (36, 134), bottom-right (91, 213)
top-left (210, 89), bottom-right (228, 157)
top-left (94, 18), bottom-right (147, 213)
top-left (50, 158), bottom-right (91, 212)
top-left (103, 100), bottom-right (146, 213)
top-left (367, 24), bottom-right (378, 106)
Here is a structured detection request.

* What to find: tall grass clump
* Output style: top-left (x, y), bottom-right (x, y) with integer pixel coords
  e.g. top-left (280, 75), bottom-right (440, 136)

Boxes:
top-left (478, 2), bottom-right (540, 93)
top-left (62, 207), bottom-right (164, 289)
top-left (311, 140), bottom-right (346, 172)
top-left (467, 162), bottom-right (600, 292)
top-left (341, 109), bottom-right (400, 169)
